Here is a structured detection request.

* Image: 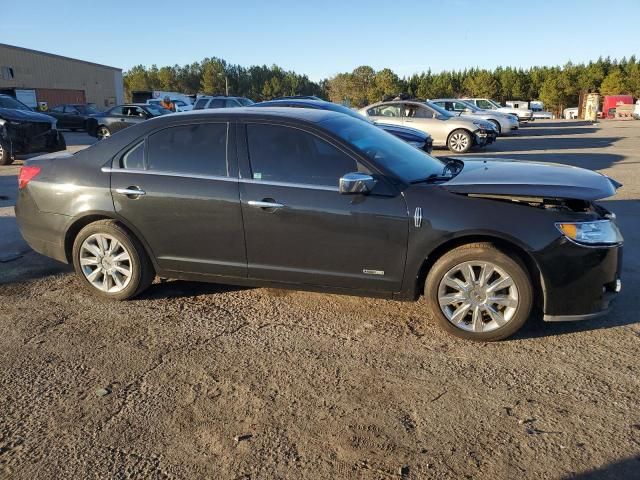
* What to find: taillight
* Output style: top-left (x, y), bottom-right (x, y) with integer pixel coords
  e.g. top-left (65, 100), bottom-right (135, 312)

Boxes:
top-left (18, 166), bottom-right (41, 189)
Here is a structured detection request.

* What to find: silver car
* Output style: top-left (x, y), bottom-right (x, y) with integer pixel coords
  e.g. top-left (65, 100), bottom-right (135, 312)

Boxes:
top-left (359, 100), bottom-right (497, 153)
top-left (431, 98), bottom-right (518, 135)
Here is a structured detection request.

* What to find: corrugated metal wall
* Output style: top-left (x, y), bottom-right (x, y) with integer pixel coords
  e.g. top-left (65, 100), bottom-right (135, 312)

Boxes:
top-left (0, 44), bottom-right (123, 110)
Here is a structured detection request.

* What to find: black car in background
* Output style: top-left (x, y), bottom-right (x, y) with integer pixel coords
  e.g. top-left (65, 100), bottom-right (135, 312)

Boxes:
top-left (254, 99), bottom-right (433, 154)
top-left (91, 104), bottom-right (171, 139)
top-left (15, 108), bottom-right (623, 341)
top-left (47, 104), bottom-right (102, 131)
top-left (0, 94), bottom-right (66, 165)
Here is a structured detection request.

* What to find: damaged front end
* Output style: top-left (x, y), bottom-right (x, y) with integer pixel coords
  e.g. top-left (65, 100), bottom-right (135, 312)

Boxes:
top-left (0, 118), bottom-right (66, 157)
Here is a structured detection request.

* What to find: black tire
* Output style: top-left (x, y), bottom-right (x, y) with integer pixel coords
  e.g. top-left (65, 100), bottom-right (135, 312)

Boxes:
top-left (0, 140), bottom-right (13, 165)
top-left (447, 129), bottom-right (473, 154)
top-left (488, 119), bottom-right (501, 134)
top-left (424, 242), bottom-right (533, 341)
top-left (72, 220), bottom-right (154, 300)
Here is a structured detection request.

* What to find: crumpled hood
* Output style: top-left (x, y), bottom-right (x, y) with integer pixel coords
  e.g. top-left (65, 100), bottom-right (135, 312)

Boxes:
top-left (0, 107), bottom-right (56, 124)
top-left (442, 158), bottom-right (621, 201)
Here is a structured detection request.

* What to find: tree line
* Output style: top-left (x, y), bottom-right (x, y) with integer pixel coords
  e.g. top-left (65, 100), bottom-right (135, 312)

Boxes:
top-left (124, 56), bottom-right (640, 113)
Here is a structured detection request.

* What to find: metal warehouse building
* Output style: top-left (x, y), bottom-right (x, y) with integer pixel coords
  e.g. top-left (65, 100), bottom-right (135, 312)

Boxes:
top-left (0, 43), bottom-right (123, 111)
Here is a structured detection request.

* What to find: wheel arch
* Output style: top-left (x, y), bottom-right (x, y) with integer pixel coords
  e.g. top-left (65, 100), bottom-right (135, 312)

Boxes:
top-left (414, 234), bottom-right (546, 311)
top-left (64, 213), bottom-right (158, 271)
top-left (446, 128), bottom-right (474, 149)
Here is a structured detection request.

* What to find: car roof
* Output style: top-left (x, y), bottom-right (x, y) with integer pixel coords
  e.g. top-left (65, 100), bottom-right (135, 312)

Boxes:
top-left (365, 100), bottom-right (426, 108)
top-left (167, 106), bottom-right (341, 123)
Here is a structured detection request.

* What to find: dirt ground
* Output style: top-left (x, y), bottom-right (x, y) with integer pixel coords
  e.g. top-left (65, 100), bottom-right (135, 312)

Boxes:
top-left (1, 122), bottom-right (639, 479)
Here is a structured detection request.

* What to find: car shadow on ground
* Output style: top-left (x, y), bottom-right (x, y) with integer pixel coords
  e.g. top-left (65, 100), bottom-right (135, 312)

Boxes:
top-left (137, 279), bottom-right (251, 300)
top-left (479, 136), bottom-right (621, 152)
top-left (561, 456), bottom-right (640, 479)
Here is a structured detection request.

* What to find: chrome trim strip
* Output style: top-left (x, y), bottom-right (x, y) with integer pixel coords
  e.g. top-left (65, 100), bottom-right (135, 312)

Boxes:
top-left (414, 207), bottom-right (422, 228)
top-left (101, 167), bottom-right (236, 183)
top-left (543, 309), bottom-right (609, 322)
top-left (101, 167), bottom-right (340, 191)
top-left (239, 178), bottom-right (339, 191)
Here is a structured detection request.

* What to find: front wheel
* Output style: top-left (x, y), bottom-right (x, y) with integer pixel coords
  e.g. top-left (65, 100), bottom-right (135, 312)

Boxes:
top-left (447, 129), bottom-right (472, 153)
top-left (425, 243), bottom-right (533, 341)
top-left (72, 220), bottom-right (154, 300)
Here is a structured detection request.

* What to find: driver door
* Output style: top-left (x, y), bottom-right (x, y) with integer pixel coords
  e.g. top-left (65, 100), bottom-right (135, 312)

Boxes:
top-left (238, 122), bottom-right (409, 292)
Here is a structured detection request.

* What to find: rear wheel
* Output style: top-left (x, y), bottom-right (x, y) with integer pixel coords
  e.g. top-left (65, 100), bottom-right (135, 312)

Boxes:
top-left (0, 140), bottom-right (13, 165)
top-left (72, 220), bottom-right (154, 300)
top-left (447, 129), bottom-right (472, 153)
top-left (425, 242), bottom-right (533, 341)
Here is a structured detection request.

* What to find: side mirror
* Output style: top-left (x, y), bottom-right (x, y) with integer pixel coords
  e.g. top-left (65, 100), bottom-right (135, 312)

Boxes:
top-left (339, 172), bottom-right (376, 194)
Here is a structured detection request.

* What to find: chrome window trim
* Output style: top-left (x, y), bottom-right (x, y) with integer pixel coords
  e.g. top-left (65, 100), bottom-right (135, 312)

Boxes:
top-left (239, 178), bottom-right (339, 191)
top-left (100, 167), bottom-right (339, 191)
top-left (101, 167), bottom-right (236, 182)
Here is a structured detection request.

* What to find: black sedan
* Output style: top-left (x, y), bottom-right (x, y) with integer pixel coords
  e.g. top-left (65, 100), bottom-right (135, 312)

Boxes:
top-left (15, 107), bottom-right (623, 341)
top-left (91, 104), bottom-right (171, 139)
top-left (0, 94), bottom-right (66, 165)
top-left (47, 104), bottom-right (102, 131)
top-left (254, 99), bottom-right (433, 153)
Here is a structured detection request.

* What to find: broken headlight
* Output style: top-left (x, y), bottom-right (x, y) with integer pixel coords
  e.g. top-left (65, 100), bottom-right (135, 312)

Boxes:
top-left (556, 220), bottom-right (623, 246)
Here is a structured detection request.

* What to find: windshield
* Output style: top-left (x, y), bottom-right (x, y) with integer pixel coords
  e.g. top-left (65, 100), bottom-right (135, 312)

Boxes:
top-left (0, 96), bottom-right (32, 111)
top-left (487, 99), bottom-right (502, 109)
top-left (77, 105), bottom-right (100, 114)
top-left (321, 115), bottom-right (445, 183)
top-left (459, 100), bottom-right (480, 112)
top-left (238, 98), bottom-right (254, 106)
top-left (424, 101), bottom-right (453, 117)
top-left (146, 105), bottom-right (171, 116)
top-left (327, 103), bottom-right (371, 122)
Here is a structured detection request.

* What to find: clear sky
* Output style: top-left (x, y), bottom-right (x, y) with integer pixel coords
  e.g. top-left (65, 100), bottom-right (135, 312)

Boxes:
top-left (2, 0), bottom-right (638, 80)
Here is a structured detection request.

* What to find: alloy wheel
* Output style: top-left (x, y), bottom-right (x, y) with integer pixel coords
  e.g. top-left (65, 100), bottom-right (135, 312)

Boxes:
top-left (449, 132), bottom-right (469, 152)
top-left (437, 260), bottom-right (519, 333)
top-left (79, 233), bottom-right (132, 293)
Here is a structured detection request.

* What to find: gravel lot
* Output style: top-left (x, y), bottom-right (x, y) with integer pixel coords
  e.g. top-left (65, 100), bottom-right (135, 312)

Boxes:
top-left (1, 122), bottom-right (639, 479)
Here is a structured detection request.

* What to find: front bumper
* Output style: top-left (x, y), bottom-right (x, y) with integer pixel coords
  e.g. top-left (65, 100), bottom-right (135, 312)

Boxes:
top-left (474, 129), bottom-right (497, 146)
top-left (423, 137), bottom-right (433, 154)
top-left (2, 122), bottom-right (66, 155)
top-left (534, 238), bottom-right (622, 321)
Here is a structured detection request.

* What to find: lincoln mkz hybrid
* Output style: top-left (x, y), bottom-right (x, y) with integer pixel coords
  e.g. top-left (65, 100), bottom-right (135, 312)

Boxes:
top-left (15, 107), bottom-right (623, 341)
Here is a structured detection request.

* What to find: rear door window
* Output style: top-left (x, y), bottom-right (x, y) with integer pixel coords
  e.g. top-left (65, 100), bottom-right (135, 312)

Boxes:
top-left (367, 104), bottom-right (401, 117)
top-left (194, 98), bottom-right (208, 109)
top-left (147, 123), bottom-right (228, 177)
top-left (246, 124), bottom-right (357, 187)
top-left (208, 99), bottom-right (225, 108)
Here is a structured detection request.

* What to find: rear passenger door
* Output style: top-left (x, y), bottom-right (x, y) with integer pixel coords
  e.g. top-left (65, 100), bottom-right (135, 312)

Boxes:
top-left (111, 121), bottom-right (246, 277)
top-left (238, 122), bottom-right (408, 291)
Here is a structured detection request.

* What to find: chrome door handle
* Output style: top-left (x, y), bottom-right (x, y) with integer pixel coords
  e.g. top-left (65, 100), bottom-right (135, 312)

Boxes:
top-left (115, 187), bottom-right (146, 196)
top-left (248, 200), bottom-right (284, 209)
